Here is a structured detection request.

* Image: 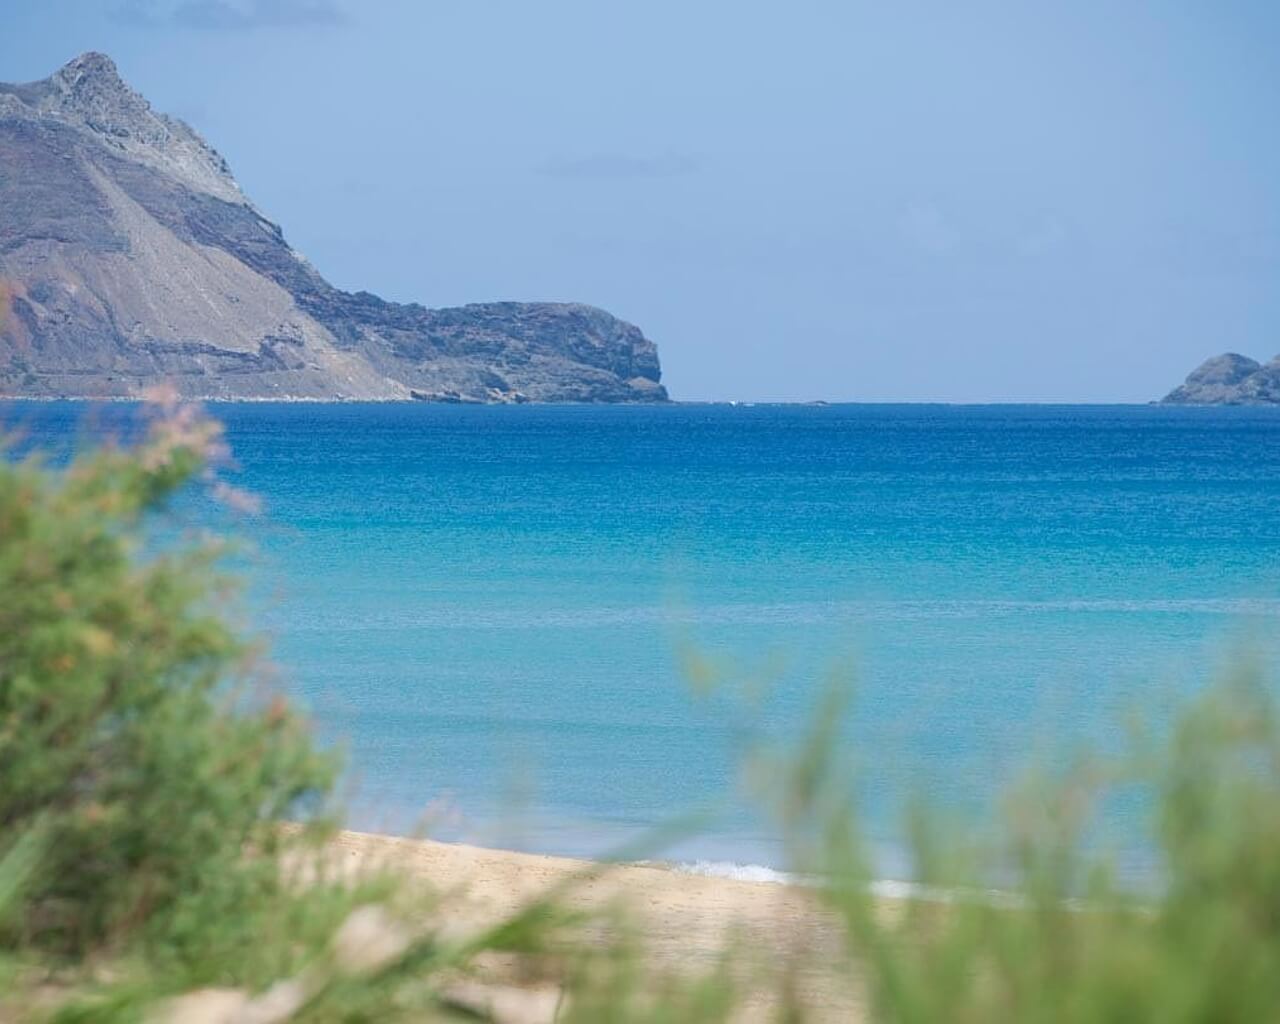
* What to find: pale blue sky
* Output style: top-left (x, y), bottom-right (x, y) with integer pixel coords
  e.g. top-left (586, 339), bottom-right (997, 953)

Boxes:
top-left (3, 1), bottom-right (1279, 401)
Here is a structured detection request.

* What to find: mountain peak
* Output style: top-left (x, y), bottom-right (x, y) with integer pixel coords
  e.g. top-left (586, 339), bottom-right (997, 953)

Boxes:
top-left (48, 50), bottom-right (160, 140)
top-left (0, 52), bottom-right (248, 206)
top-left (55, 52), bottom-right (126, 88)
top-left (50, 52), bottom-right (138, 114)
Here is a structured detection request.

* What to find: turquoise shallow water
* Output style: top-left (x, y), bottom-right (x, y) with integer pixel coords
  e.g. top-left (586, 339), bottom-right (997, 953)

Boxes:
top-left (7, 402), bottom-right (1280, 871)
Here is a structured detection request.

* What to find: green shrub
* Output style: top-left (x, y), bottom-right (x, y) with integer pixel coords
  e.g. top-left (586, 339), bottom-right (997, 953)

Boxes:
top-left (0, 403), bottom-right (340, 972)
top-left (0, 402), bottom-right (726, 1022)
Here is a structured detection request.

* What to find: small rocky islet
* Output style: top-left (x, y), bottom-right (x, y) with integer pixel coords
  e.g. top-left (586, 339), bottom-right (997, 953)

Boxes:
top-left (1161, 353), bottom-right (1280, 405)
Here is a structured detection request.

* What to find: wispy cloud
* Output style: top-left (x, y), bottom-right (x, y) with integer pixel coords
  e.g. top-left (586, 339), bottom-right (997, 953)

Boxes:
top-left (898, 202), bottom-right (957, 253)
top-left (112, 0), bottom-right (346, 31)
top-left (1018, 216), bottom-right (1068, 256)
top-left (537, 152), bottom-right (699, 181)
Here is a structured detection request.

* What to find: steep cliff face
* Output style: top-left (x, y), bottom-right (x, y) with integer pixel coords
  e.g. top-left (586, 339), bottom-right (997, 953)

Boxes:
top-left (1162, 353), bottom-right (1280, 405)
top-left (0, 53), bottom-right (667, 402)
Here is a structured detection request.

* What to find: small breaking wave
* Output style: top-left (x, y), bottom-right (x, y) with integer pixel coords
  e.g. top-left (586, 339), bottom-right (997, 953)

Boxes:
top-left (667, 859), bottom-right (798, 885)
top-left (664, 863), bottom-right (1029, 906)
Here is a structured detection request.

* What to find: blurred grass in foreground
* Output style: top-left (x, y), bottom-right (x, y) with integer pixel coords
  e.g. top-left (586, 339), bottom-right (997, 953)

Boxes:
top-left (1, 401), bottom-right (1278, 1022)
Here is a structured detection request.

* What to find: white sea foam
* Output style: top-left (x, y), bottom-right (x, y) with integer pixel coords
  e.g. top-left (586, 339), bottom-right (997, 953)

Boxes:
top-left (868, 878), bottom-right (926, 900)
top-left (670, 865), bottom-right (972, 901)
top-left (662, 863), bottom-right (1034, 907)
top-left (667, 859), bottom-right (798, 885)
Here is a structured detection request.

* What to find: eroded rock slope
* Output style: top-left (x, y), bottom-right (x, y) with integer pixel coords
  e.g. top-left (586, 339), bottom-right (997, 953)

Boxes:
top-left (0, 53), bottom-right (667, 402)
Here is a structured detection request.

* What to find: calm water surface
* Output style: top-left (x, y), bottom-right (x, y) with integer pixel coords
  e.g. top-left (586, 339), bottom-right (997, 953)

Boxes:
top-left (7, 403), bottom-right (1280, 870)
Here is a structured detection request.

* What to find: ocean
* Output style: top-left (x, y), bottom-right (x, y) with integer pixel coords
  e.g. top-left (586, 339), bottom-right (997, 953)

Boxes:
top-left (7, 402), bottom-right (1280, 876)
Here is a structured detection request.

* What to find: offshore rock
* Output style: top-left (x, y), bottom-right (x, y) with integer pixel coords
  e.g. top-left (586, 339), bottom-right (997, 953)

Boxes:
top-left (0, 53), bottom-right (668, 402)
top-left (1161, 353), bottom-right (1280, 405)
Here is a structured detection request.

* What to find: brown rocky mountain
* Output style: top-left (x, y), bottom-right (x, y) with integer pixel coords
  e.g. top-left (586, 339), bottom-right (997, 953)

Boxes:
top-left (1161, 353), bottom-right (1280, 405)
top-left (0, 53), bottom-right (668, 402)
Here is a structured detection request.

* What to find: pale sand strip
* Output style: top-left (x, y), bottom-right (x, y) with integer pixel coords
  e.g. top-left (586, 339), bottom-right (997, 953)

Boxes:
top-left (326, 829), bottom-right (867, 1020)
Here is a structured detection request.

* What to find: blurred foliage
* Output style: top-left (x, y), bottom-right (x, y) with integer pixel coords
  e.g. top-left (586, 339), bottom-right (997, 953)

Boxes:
top-left (747, 667), bottom-right (1280, 1022)
top-left (2, 402), bottom-right (1279, 1022)
top-left (0, 403), bottom-right (746, 1022)
top-left (0, 402), bottom-right (359, 982)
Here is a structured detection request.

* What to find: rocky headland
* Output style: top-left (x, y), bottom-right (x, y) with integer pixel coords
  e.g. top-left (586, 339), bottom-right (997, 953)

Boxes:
top-left (1161, 353), bottom-right (1280, 405)
top-left (0, 53), bottom-right (668, 402)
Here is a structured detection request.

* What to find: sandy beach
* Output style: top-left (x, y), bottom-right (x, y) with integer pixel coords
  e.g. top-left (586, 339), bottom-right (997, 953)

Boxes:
top-left (327, 829), bottom-right (866, 1020)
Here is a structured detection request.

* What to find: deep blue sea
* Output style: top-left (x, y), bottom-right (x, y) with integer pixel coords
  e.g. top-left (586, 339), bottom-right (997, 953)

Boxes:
top-left (6, 402), bottom-right (1280, 875)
